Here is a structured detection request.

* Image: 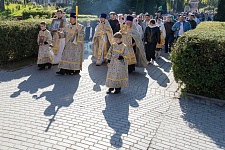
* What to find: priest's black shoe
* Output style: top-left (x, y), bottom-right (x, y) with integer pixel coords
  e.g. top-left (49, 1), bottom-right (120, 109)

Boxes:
top-left (39, 67), bottom-right (45, 70)
top-left (73, 70), bottom-right (80, 75)
top-left (47, 63), bottom-right (52, 69)
top-left (56, 69), bottom-right (67, 75)
top-left (66, 70), bottom-right (75, 75)
top-left (106, 88), bottom-right (114, 94)
top-left (56, 71), bottom-right (65, 75)
top-left (114, 88), bottom-right (121, 94)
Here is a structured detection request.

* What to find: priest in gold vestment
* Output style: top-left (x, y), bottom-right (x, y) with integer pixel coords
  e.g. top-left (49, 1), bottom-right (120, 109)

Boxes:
top-left (119, 16), bottom-right (148, 73)
top-left (56, 13), bottom-right (84, 75)
top-left (92, 13), bottom-right (114, 66)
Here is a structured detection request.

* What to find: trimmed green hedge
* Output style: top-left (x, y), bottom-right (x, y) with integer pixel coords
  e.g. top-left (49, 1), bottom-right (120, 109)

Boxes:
top-left (0, 18), bottom-right (99, 65)
top-left (0, 19), bottom-right (52, 64)
top-left (170, 22), bottom-right (225, 99)
top-left (22, 10), bottom-right (52, 19)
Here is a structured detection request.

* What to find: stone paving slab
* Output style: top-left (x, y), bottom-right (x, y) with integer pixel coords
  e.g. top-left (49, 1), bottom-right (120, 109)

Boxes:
top-left (0, 52), bottom-right (225, 150)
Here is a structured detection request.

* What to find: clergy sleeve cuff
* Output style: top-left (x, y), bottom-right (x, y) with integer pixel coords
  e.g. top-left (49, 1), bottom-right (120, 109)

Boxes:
top-left (118, 56), bottom-right (124, 60)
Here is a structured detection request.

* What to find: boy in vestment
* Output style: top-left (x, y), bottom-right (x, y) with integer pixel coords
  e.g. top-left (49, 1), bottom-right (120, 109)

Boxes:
top-left (37, 21), bottom-right (53, 70)
top-left (105, 32), bottom-right (129, 94)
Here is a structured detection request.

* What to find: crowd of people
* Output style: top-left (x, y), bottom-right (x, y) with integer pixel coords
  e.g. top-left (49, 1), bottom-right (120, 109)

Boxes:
top-left (37, 9), bottom-right (212, 94)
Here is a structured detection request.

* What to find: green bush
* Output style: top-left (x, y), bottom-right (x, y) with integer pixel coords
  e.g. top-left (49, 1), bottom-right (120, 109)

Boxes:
top-left (170, 22), bottom-right (225, 99)
top-left (22, 10), bottom-right (51, 19)
top-left (15, 5), bottom-right (20, 10)
top-left (0, 17), bottom-right (98, 65)
top-left (0, 19), bottom-right (52, 64)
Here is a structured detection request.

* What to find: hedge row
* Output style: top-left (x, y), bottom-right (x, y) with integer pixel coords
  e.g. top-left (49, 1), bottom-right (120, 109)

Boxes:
top-left (22, 10), bottom-right (52, 19)
top-left (170, 22), bottom-right (225, 99)
top-left (0, 19), bottom-right (52, 64)
top-left (0, 18), bottom-right (99, 65)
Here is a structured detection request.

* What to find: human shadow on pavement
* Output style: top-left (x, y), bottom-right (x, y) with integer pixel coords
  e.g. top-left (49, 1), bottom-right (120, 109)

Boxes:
top-left (102, 71), bottom-right (149, 148)
top-left (103, 94), bottom-right (139, 148)
top-left (0, 66), bottom-right (35, 83)
top-left (128, 69), bottom-right (149, 99)
top-left (88, 62), bottom-right (107, 92)
top-left (180, 98), bottom-right (225, 149)
top-left (157, 55), bottom-right (172, 73)
top-left (146, 63), bottom-right (170, 88)
top-left (34, 75), bottom-right (80, 132)
top-left (83, 42), bottom-right (93, 60)
top-left (10, 70), bottom-right (55, 98)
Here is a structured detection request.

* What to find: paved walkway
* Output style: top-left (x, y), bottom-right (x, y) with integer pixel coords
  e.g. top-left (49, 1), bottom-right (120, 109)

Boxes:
top-left (0, 51), bottom-right (225, 150)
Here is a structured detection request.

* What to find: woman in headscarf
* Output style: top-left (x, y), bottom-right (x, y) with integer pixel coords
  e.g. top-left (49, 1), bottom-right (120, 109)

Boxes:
top-left (144, 19), bottom-right (160, 65)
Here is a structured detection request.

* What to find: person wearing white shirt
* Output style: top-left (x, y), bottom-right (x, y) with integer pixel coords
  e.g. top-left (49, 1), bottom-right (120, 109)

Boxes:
top-left (156, 18), bottom-right (166, 38)
top-left (133, 18), bottom-right (144, 40)
top-left (178, 22), bottom-right (184, 36)
top-left (141, 13), bottom-right (151, 33)
top-left (172, 14), bottom-right (192, 39)
top-left (84, 21), bottom-right (93, 42)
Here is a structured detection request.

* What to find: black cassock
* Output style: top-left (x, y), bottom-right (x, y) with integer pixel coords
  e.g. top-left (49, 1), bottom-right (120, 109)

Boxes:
top-left (84, 26), bottom-right (92, 42)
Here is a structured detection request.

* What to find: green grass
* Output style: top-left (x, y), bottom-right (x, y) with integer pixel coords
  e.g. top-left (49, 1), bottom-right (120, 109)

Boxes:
top-left (1, 4), bottom-right (98, 20)
top-left (1, 4), bottom-right (56, 16)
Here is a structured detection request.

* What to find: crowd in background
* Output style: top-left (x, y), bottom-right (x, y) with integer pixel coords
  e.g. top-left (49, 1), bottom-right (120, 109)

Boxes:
top-left (84, 10), bottom-right (214, 50)
top-left (37, 9), bottom-right (214, 93)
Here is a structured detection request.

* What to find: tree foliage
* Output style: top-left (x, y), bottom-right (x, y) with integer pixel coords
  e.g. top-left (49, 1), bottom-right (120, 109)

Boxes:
top-left (71, 0), bottom-right (167, 15)
top-left (201, 0), bottom-right (218, 8)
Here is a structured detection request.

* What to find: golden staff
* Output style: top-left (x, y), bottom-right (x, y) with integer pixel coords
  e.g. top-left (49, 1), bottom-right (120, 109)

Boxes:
top-left (73, 6), bottom-right (78, 45)
top-left (76, 6), bottom-right (78, 28)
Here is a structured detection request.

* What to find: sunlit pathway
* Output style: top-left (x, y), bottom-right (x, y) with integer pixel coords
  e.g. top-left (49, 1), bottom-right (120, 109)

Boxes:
top-left (0, 52), bottom-right (224, 150)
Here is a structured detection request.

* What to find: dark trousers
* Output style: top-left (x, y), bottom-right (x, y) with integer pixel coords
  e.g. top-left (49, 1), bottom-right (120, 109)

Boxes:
top-left (128, 64), bottom-right (135, 73)
top-left (165, 34), bottom-right (174, 53)
top-left (145, 42), bottom-right (157, 61)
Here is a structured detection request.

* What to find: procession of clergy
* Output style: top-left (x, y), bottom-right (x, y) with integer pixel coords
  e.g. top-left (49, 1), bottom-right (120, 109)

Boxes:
top-left (37, 10), bottom-right (163, 94)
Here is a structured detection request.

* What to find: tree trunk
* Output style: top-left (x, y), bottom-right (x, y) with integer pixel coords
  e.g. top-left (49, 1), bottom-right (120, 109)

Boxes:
top-left (0, 0), bottom-right (5, 11)
top-left (135, 0), bottom-right (145, 14)
top-left (174, 0), bottom-right (178, 12)
top-left (215, 0), bottom-right (225, 21)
